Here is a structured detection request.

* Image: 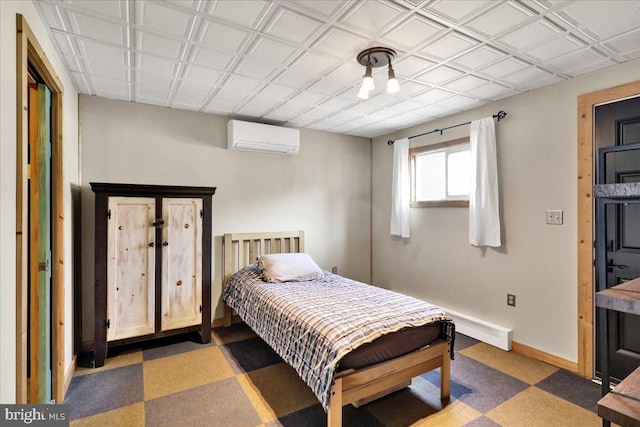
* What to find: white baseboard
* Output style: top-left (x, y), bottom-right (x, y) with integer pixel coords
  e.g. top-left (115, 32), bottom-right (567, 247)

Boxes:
top-left (442, 307), bottom-right (512, 351)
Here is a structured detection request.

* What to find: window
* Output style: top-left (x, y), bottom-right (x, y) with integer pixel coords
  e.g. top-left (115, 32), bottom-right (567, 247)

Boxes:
top-left (410, 137), bottom-right (471, 208)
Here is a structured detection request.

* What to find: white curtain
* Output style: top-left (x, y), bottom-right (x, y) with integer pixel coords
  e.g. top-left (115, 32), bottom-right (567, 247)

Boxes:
top-left (390, 137), bottom-right (410, 238)
top-left (469, 117), bottom-right (501, 247)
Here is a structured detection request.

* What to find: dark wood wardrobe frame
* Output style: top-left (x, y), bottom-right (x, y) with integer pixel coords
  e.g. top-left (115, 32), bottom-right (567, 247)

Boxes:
top-left (91, 183), bottom-right (216, 367)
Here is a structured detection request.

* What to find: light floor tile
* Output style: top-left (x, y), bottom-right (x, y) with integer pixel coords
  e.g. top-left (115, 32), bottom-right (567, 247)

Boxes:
top-left (486, 387), bottom-right (601, 427)
top-left (460, 343), bottom-right (558, 385)
top-left (238, 362), bottom-right (318, 419)
top-left (70, 402), bottom-right (145, 427)
top-left (74, 350), bottom-right (143, 377)
top-left (413, 400), bottom-right (483, 426)
top-left (143, 346), bottom-right (234, 400)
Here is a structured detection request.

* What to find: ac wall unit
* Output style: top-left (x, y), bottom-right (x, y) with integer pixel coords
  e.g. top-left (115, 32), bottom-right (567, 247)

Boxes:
top-left (227, 119), bottom-right (300, 155)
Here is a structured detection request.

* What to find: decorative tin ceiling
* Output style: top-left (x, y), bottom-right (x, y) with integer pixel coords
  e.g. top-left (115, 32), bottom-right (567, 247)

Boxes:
top-left (35, 0), bottom-right (640, 138)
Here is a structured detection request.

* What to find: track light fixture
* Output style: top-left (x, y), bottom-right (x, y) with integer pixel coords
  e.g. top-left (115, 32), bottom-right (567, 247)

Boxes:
top-left (356, 47), bottom-right (399, 99)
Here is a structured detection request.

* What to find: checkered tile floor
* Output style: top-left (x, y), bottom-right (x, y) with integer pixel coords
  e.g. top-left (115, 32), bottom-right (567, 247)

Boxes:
top-left (66, 324), bottom-right (603, 426)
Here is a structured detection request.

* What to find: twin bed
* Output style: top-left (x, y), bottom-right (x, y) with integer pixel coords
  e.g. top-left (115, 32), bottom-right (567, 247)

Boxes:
top-left (222, 231), bottom-right (454, 427)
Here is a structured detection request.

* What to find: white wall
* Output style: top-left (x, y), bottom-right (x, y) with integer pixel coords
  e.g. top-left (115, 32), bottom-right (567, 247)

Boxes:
top-left (0, 1), bottom-right (79, 403)
top-left (372, 59), bottom-right (640, 363)
top-left (79, 96), bottom-right (371, 341)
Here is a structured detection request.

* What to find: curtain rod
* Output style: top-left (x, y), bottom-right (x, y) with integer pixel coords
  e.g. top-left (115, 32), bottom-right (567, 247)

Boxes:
top-left (387, 110), bottom-right (508, 145)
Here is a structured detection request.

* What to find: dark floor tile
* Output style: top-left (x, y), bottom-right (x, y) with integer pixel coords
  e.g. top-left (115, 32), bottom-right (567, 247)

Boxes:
top-left (343, 405), bottom-right (386, 427)
top-left (463, 415), bottom-right (502, 426)
top-left (364, 378), bottom-right (453, 427)
top-left (143, 332), bottom-right (216, 361)
top-left (454, 333), bottom-right (481, 351)
top-left (535, 369), bottom-right (601, 412)
top-left (277, 404), bottom-right (326, 427)
top-left (212, 323), bottom-right (256, 344)
top-left (145, 377), bottom-right (261, 427)
top-left (223, 337), bottom-right (283, 372)
top-left (276, 403), bottom-right (384, 427)
top-left (421, 353), bottom-right (529, 413)
top-left (64, 363), bottom-right (143, 420)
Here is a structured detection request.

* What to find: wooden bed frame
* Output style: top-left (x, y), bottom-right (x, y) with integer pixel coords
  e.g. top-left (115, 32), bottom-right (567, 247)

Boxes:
top-left (223, 231), bottom-right (451, 427)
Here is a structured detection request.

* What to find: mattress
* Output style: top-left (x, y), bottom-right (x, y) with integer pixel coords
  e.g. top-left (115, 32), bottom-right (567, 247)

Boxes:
top-left (339, 323), bottom-right (442, 370)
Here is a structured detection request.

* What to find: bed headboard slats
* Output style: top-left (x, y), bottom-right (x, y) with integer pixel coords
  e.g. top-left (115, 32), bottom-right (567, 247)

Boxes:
top-left (223, 231), bottom-right (305, 284)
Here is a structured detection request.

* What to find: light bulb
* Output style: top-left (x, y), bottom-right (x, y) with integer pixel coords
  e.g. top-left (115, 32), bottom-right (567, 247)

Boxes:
top-left (362, 65), bottom-right (375, 91)
top-left (386, 77), bottom-right (400, 93)
top-left (357, 86), bottom-right (370, 99)
top-left (386, 65), bottom-right (400, 93)
top-left (362, 76), bottom-right (374, 91)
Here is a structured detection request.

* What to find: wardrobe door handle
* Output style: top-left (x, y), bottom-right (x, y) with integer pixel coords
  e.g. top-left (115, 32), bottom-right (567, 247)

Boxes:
top-left (148, 242), bottom-right (155, 248)
top-left (162, 241), bottom-right (168, 247)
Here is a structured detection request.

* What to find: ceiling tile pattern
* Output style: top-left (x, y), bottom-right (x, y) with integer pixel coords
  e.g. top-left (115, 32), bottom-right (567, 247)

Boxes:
top-left (35, 0), bottom-right (640, 138)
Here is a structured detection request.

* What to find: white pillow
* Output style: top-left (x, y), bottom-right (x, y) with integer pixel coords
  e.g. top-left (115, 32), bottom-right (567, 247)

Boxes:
top-left (258, 253), bottom-right (324, 283)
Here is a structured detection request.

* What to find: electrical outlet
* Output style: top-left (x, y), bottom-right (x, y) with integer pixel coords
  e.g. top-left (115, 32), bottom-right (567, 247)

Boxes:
top-left (507, 294), bottom-right (516, 307)
top-left (545, 210), bottom-right (563, 225)
top-left (332, 266), bottom-right (337, 274)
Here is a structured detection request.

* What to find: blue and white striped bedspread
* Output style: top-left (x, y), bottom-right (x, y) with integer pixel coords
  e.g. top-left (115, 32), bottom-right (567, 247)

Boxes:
top-left (222, 264), bottom-right (453, 410)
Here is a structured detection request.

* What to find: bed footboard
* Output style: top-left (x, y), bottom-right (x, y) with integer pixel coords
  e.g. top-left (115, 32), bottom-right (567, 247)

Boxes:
top-left (328, 340), bottom-right (451, 427)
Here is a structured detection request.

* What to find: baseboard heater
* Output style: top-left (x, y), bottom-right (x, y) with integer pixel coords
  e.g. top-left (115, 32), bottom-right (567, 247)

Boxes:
top-left (442, 307), bottom-right (513, 351)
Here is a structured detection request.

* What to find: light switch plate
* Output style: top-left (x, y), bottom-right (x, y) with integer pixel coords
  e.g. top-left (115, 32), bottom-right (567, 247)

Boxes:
top-left (546, 210), bottom-right (563, 225)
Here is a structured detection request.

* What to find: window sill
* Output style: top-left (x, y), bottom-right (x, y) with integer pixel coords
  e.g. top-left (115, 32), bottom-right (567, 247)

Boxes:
top-left (411, 200), bottom-right (469, 208)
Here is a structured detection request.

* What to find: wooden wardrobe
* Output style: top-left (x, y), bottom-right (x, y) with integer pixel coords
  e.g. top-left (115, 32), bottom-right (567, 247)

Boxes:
top-left (91, 183), bottom-right (216, 367)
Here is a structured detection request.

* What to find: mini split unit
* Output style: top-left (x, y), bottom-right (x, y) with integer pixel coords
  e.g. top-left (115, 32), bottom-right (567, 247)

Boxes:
top-left (227, 119), bottom-right (300, 155)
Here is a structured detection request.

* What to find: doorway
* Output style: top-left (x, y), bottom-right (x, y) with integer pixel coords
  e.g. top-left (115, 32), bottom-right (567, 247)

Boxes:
top-left (577, 80), bottom-right (640, 378)
top-left (16, 15), bottom-right (65, 403)
top-left (27, 74), bottom-right (53, 403)
top-left (594, 96), bottom-right (640, 381)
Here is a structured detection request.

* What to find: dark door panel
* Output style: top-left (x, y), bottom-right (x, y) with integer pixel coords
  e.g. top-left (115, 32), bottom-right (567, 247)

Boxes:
top-left (620, 173), bottom-right (640, 251)
top-left (595, 95), bottom-right (640, 382)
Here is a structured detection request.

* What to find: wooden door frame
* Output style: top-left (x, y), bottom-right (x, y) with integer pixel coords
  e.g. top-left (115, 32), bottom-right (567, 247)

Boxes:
top-left (577, 80), bottom-right (640, 378)
top-left (16, 14), bottom-right (65, 403)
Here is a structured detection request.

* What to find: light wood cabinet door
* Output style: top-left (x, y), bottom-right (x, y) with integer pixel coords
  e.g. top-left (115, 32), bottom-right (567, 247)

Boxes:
top-left (161, 198), bottom-right (203, 331)
top-left (107, 197), bottom-right (156, 341)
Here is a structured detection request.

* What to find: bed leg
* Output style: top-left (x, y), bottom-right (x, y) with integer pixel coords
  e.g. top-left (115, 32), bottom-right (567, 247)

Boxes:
top-left (328, 378), bottom-right (343, 427)
top-left (441, 341), bottom-right (451, 401)
top-left (223, 304), bottom-right (232, 327)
